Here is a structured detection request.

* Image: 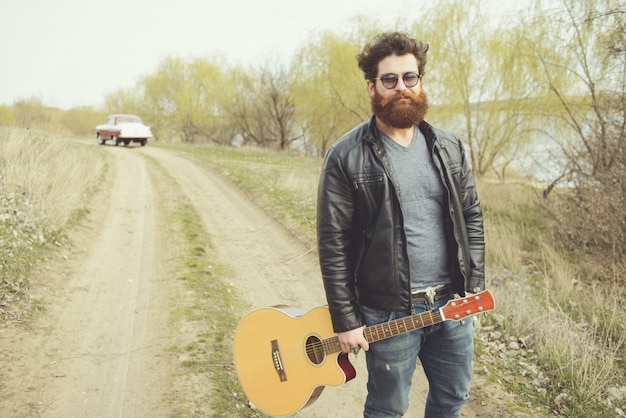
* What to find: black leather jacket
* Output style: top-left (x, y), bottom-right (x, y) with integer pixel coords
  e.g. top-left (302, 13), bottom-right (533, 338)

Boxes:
top-left (317, 116), bottom-right (485, 333)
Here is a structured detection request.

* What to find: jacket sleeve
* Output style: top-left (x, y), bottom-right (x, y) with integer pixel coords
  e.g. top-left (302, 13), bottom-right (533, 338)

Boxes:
top-left (459, 140), bottom-right (486, 293)
top-left (317, 147), bottom-right (364, 333)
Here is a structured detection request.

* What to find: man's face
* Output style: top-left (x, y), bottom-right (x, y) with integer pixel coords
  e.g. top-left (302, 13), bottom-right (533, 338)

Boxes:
top-left (367, 54), bottom-right (428, 129)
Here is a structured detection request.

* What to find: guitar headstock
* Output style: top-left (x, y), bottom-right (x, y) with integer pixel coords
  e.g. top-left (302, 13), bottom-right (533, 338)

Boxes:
top-left (441, 290), bottom-right (495, 321)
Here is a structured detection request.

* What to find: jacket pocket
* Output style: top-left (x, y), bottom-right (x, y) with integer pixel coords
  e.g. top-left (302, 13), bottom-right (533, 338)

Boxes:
top-left (350, 172), bottom-right (384, 190)
top-left (447, 161), bottom-right (462, 174)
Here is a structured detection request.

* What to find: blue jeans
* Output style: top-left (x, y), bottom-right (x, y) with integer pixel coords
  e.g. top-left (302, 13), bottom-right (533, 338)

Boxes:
top-left (361, 296), bottom-right (474, 418)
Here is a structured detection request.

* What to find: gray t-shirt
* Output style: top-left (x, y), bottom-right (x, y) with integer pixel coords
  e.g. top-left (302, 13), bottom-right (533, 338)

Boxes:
top-left (380, 128), bottom-right (451, 290)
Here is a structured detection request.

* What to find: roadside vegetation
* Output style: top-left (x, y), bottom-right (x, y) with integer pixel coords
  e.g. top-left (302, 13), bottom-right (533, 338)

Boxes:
top-left (0, 128), bottom-right (105, 323)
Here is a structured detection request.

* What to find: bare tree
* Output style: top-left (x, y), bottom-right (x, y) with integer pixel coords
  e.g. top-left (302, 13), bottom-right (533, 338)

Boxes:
top-left (527, 0), bottom-right (626, 267)
top-left (230, 62), bottom-right (300, 150)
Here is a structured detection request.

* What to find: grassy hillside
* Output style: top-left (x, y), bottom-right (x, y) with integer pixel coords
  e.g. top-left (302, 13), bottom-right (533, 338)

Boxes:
top-left (1, 130), bottom-right (624, 416)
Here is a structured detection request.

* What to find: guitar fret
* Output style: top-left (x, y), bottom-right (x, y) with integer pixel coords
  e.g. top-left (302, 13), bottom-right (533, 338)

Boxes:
top-left (401, 319), bottom-right (407, 333)
top-left (324, 337), bottom-right (341, 354)
top-left (413, 315), bottom-right (426, 328)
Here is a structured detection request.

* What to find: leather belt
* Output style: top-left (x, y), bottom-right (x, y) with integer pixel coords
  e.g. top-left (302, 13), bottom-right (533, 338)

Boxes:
top-left (411, 284), bottom-right (451, 304)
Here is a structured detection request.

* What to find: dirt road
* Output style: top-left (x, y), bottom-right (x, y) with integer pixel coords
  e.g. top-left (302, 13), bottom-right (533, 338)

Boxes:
top-left (0, 142), bottom-right (479, 417)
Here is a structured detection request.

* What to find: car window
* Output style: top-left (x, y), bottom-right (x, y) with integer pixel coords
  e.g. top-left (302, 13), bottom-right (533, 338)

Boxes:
top-left (117, 116), bottom-right (141, 123)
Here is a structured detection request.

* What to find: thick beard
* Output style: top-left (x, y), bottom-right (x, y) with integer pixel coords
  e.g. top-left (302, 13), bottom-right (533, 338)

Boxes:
top-left (372, 89), bottom-right (429, 129)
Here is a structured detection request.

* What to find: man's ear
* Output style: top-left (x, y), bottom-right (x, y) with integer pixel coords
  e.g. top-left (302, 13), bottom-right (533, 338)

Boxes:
top-left (366, 80), bottom-right (376, 97)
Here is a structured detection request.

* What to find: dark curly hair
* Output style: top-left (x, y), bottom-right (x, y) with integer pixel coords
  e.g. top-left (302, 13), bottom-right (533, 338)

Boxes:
top-left (357, 32), bottom-right (429, 81)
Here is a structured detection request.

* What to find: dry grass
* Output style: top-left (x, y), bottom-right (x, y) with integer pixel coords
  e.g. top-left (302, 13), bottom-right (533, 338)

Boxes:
top-left (0, 128), bottom-right (106, 323)
top-left (479, 180), bottom-right (626, 416)
top-left (0, 128), bottom-right (105, 230)
top-left (277, 167), bottom-right (320, 197)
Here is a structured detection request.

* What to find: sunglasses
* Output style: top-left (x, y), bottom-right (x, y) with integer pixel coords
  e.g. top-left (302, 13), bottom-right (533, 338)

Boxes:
top-left (373, 72), bottom-right (422, 89)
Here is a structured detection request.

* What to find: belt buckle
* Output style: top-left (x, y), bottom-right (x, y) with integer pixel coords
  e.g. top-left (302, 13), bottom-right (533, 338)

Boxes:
top-left (412, 285), bottom-right (446, 309)
top-left (424, 287), bottom-right (436, 307)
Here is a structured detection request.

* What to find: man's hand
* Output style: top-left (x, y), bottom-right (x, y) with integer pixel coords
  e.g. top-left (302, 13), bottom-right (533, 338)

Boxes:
top-left (337, 326), bottom-right (369, 354)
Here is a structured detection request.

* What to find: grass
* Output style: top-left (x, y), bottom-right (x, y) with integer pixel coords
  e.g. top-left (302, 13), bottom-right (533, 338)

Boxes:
top-left (1, 130), bottom-right (624, 416)
top-left (477, 181), bottom-right (626, 416)
top-left (0, 128), bottom-right (104, 230)
top-left (0, 128), bottom-right (105, 324)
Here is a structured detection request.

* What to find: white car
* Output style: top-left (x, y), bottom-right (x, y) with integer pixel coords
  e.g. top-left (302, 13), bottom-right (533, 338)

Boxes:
top-left (96, 114), bottom-right (152, 146)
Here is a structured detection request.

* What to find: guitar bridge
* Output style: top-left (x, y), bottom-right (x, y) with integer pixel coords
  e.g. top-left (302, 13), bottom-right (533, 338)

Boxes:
top-left (271, 339), bottom-right (287, 382)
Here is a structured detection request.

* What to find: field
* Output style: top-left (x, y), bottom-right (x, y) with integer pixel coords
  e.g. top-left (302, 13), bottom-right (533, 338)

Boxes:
top-left (1, 128), bottom-right (625, 416)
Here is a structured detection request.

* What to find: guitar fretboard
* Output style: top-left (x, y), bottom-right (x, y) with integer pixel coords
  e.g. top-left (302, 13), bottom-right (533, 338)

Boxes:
top-left (320, 309), bottom-right (443, 355)
top-left (365, 310), bottom-right (442, 343)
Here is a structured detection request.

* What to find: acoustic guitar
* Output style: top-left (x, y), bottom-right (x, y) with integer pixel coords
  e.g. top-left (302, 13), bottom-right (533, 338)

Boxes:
top-left (233, 290), bottom-right (495, 417)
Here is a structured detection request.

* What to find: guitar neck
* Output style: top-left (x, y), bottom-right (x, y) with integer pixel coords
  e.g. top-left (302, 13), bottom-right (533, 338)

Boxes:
top-left (320, 291), bottom-right (494, 355)
top-left (322, 309), bottom-right (444, 355)
top-left (365, 309), bottom-right (444, 343)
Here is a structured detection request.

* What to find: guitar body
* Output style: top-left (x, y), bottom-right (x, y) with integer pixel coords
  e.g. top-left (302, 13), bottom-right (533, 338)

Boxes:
top-left (233, 305), bottom-right (356, 417)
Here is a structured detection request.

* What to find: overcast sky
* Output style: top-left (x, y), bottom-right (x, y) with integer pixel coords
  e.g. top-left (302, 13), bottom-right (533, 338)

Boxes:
top-left (1, 0), bottom-right (534, 110)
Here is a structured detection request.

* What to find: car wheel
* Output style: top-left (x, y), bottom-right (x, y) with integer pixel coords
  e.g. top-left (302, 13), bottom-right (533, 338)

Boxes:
top-left (113, 136), bottom-right (120, 146)
top-left (140, 139), bottom-right (147, 146)
top-left (97, 133), bottom-right (105, 145)
top-left (123, 140), bottom-right (130, 146)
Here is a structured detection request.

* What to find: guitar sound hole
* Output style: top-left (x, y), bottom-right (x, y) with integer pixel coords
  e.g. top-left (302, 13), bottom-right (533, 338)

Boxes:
top-left (305, 336), bottom-right (325, 365)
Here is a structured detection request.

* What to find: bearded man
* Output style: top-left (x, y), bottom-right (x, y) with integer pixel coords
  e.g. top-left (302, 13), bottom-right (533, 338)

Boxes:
top-left (317, 32), bottom-right (486, 418)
